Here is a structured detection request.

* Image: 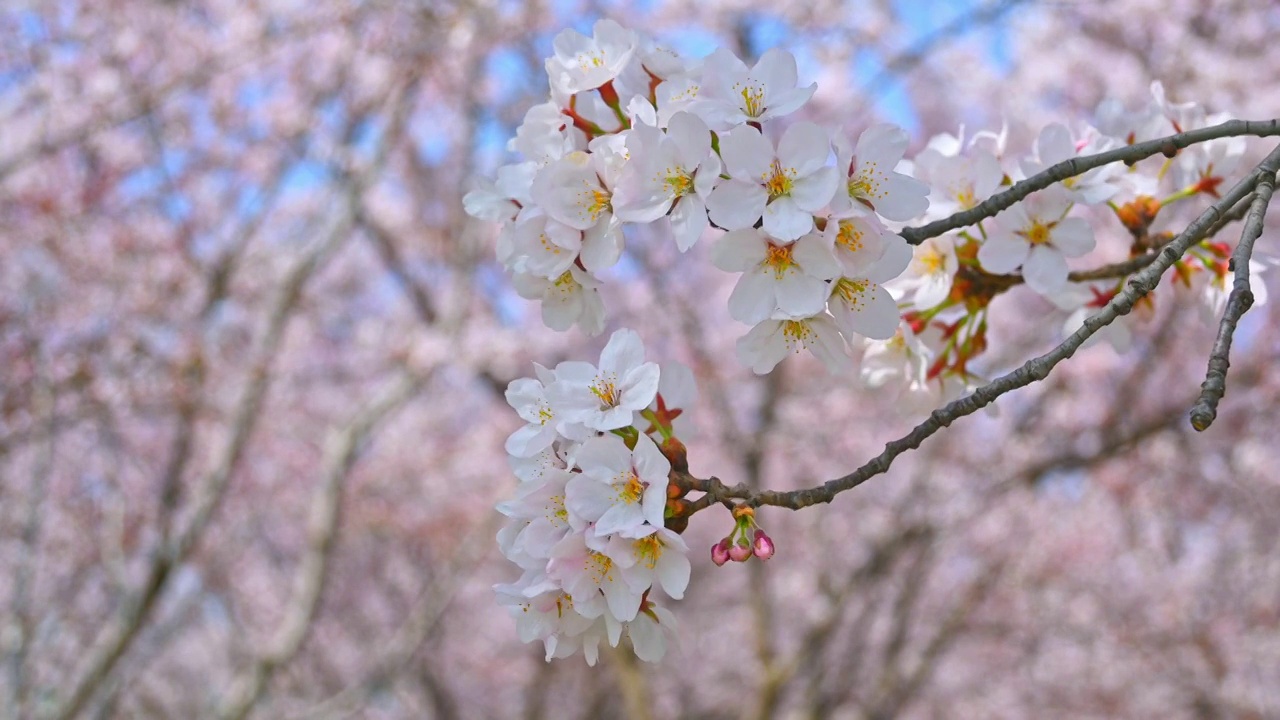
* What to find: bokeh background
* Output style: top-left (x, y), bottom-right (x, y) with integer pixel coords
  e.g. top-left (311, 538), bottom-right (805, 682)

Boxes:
top-left (3, 1), bottom-right (1280, 718)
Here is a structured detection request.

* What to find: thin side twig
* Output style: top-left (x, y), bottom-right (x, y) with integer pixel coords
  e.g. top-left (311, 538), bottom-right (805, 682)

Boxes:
top-left (1189, 169), bottom-right (1278, 430)
top-left (898, 119), bottom-right (1280, 245)
top-left (684, 142), bottom-right (1280, 512)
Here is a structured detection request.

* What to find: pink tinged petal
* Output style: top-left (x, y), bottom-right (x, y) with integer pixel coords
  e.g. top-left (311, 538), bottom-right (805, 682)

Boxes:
top-left (712, 229), bottom-right (769, 272)
top-left (667, 111), bottom-right (711, 165)
top-left (541, 289), bottom-right (581, 331)
top-left (834, 282), bottom-right (899, 340)
top-left (565, 473), bottom-right (618, 523)
top-left (778, 121), bottom-right (831, 177)
top-left (754, 48), bottom-right (798, 90)
top-left (658, 552), bottom-right (691, 599)
top-left (718, 125), bottom-right (774, 179)
top-left (774, 272), bottom-right (829, 317)
top-left (506, 423), bottom-right (558, 458)
top-left (762, 85), bottom-right (815, 119)
top-left (728, 269), bottom-right (780, 324)
top-left (790, 166), bottom-right (840, 211)
top-left (762, 196), bottom-right (814, 242)
top-left (737, 321), bottom-right (789, 374)
top-left (631, 434), bottom-right (672, 483)
top-left (604, 581), bottom-right (642, 623)
top-left (576, 435), bottom-right (633, 479)
top-left (594, 503), bottom-right (644, 536)
top-left (867, 236), bottom-right (912, 283)
top-left (1051, 217), bottom-right (1095, 257)
top-left (617, 362), bottom-right (660, 412)
top-left (977, 234), bottom-right (1030, 274)
top-left (580, 220), bottom-right (623, 273)
top-left (1037, 123), bottom-right (1076, 165)
top-left (1025, 187), bottom-right (1071, 221)
top-left (808, 317), bottom-right (851, 372)
top-left (874, 173), bottom-right (931, 221)
top-left (706, 180), bottom-right (768, 230)
top-left (791, 233), bottom-right (841, 280)
top-left (855, 123), bottom-right (910, 168)
top-left (1023, 245), bottom-right (1069, 296)
top-left (670, 196), bottom-right (708, 252)
top-left (971, 151), bottom-right (1004, 201)
top-left (599, 329), bottom-right (645, 375)
top-left (693, 154), bottom-right (722, 199)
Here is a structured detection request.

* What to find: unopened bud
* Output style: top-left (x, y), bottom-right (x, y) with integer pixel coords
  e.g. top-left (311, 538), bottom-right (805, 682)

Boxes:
top-left (752, 529), bottom-right (775, 560)
top-left (729, 540), bottom-right (752, 563)
top-left (711, 538), bottom-right (731, 566)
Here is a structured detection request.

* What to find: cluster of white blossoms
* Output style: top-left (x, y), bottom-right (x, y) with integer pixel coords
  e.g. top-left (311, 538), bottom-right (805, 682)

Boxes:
top-left (495, 329), bottom-right (697, 664)
top-left (479, 23), bottom-right (1270, 665)
top-left (464, 19), bottom-right (931, 374)
top-left (860, 81), bottom-right (1262, 408)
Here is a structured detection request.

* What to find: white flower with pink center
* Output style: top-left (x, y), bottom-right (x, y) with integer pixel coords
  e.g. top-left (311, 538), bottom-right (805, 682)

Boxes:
top-left (549, 530), bottom-right (645, 622)
top-left (711, 227), bottom-right (841, 325)
top-left (549, 329), bottom-right (660, 431)
top-left (690, 47), bottom-right (815, 130)
top-left (831, 123), bottom-right (930, 222)
top-left (706, 122), bottom-right (838, 241)
top-left (613, 111), bottom-right (720, 251)
top-left (565, 433), bottom-right (669, 536)
top-left (512, 266), bottom-right (606, 336)
top-left (545, 19), bottom-right (638, 95)
top-left (737, 314), bottom-right (848, 375)
top-left (977, 187), bottom-right (1095, 296)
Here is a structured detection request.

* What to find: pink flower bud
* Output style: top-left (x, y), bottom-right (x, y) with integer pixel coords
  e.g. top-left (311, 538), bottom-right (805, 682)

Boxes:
top-left (711, 538), bottom-right (731, 566)
top-left (752, 529), bottom-right (774, 560)
top-left (729, 540), bottom-right (752, 563)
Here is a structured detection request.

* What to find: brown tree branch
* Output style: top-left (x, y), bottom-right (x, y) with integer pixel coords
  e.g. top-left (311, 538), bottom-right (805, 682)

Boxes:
top-left (682, 142), bottom-right (1280, 513)
top-left (898, 119), bottom-right (1280, 245)
top-left (1189, 167), bottom-right (1277, 430)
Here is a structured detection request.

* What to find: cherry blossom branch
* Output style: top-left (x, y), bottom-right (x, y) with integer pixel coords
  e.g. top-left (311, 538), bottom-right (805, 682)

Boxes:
top-left (1189, 167), bottom-right (1277, 431)
top-left (898, 119), bottom-right (1280, 245)
top-left (683, 142), bottom-right (1280, 512)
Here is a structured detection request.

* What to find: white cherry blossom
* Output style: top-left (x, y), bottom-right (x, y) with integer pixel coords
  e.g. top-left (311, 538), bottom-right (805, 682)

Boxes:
top-left (1020, 123), bottom-right (1119, 205)
top-left (977, 187), bottom-right (1095, 296)
top-left (689, 47), bottom-right (814, 130)
top-left (613, 111), bottom-right (720, 251)
top-left (711, 228), bottom-right (841, 325)
top-left (503, 363), bottom-right (561, 457)
top-left (706, 122), bottom-right (838, 241)
top-left (565, 433), bottom-right (669, 536)
top-left (511, 266), bottom-right (606, 336)
top-left (549, 328), bottom-right (660, 431)
top-left (545, 19), bottom-right (639, 95)
top-left (606, 525), bottom-right (691, 600)
top-left (627, 603), bottom-right (678, 662)
top-left (737, 314), bottom-right (848, 374)
top-left (889, 236), bottom-right (959, 309)
top-left (531, 145), bottom-right (624, 273)
top-left (831, 123), bottom-right (930, 221)
top-left (548, 530), bottom-right (645, 622)
top-left (497, 467), bottom-right (580, 559)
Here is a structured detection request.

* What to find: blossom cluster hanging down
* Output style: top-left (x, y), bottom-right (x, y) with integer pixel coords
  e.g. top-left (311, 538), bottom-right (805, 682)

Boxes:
top-left (495, 329), bottom-right (697, 664)
top-left (464, 19), bottom-right (931, 374)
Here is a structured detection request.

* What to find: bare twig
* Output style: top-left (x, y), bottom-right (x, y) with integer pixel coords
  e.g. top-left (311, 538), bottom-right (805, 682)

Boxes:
top-left (899, 119), bottom-right (1280, 245)
top-left (216, 372), bottom-right (427, 720)
top-left (1189, 168), bottom-right (1278, 430)
top-left (684, 142), bottom-right (1280, 512)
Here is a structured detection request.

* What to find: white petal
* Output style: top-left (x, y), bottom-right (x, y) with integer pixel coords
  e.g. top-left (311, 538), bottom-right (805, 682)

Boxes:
top-left (977, 234), bottom-right (1030, 274)
top-left (718, 124), bottom-right (773, 179)
top-left (790, 166), bottom-right (839, 211)
top-left (706, 180), bottom-right (767, 230)
top-left (778, 121), bottom-right (831, 177)
top-left (728, 269), bottom-right (779, 324)
top-left (774, 272), bottom-right (829, 318)
top-left (711, 229), bottom-right (768, 272)
top-left (762, 196), bottom-right (814, 241)
top-left (599, 329), bottom-right (645, 376)
top-left (1051, 217), bottom-right (1095, 257)
top-left (1023, 245), bottom-right (1069, 296)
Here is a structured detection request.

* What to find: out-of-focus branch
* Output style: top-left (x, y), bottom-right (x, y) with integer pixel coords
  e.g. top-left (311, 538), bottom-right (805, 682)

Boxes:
top-left (295, 514), bottom-right (501, 720)
top-left (3, 381), bottom-right (54, 719)
top-left (216, 371), bottom-right (427, 720)
top-left (683, 142), bottom-right (1280, 512)
top-left (45, 196), bottom-right (360, 720)
top-left (899, 119), bottom-right (1280, 245)
top-left (1189, 167), bottom-right (1277, 431)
